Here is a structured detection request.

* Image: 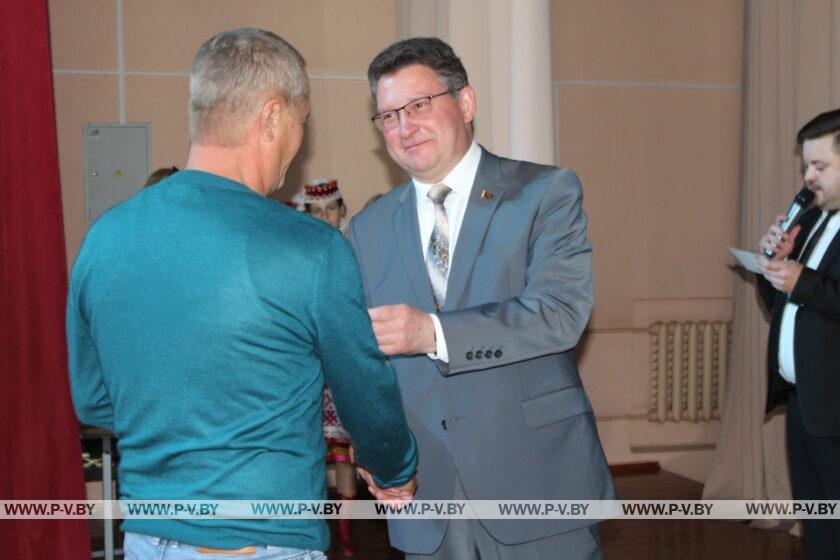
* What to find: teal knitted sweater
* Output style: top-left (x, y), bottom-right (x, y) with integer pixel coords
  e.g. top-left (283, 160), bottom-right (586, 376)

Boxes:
top-left (67, 170), bottom-right (417, 551)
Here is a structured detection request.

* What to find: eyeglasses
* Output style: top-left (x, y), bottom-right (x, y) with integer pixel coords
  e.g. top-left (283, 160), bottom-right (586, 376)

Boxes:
top-left (371, 89), bottom-right (457, 132)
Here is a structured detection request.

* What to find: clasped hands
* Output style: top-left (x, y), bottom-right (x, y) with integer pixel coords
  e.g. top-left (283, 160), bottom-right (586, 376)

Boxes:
top-left (758, 213), bottom-right (803, 294)
top-left (341, 303), bottom-right (431, 509)
top-left (349, 446), bottom-right (417, 509)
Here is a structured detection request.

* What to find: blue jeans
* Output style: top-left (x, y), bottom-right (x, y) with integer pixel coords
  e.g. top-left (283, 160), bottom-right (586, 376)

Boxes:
top-left (124, 532), bottom-right (327, 560)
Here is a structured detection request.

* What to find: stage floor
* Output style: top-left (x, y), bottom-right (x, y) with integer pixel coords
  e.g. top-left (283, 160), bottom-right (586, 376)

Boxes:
top-left (89, 470), bottom-right (807, 559)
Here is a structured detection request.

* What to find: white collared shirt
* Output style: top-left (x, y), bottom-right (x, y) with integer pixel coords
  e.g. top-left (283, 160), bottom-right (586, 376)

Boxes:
top-left (413, 141), bottom-right (482, 363)
top-left (413, 141), bottom-right (482, 261)
top-left (778, 210), bottom-right (840, 383)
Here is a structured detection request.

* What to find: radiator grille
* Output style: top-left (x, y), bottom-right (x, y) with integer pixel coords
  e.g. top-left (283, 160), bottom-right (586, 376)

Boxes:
top-left (649, 321), bottom-right (731, 423)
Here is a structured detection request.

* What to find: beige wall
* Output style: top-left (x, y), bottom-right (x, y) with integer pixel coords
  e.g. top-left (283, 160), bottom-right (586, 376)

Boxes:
top-left (551, 0), bottom-right (744, 481)
top-left (49, 0), bottom-right (404, 266)
top-left (51, 0), bottom-right (744, 482)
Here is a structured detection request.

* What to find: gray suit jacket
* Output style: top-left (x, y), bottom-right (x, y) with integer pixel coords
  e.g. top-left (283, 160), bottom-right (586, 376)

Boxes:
top-left (348, 148), bottom-right (615, 553)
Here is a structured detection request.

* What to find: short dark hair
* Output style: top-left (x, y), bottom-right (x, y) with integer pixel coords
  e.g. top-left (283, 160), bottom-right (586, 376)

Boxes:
top-left (367, 37), bottom-right (468, 101)
top-left (143, 166), bottom-right (179, 188)
top-left (796, 108), bottom-right (840, 153)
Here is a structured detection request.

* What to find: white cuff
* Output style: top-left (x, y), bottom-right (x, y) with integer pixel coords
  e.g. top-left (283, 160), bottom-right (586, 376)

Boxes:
top-left (427, 313), bottom-right (449, 363)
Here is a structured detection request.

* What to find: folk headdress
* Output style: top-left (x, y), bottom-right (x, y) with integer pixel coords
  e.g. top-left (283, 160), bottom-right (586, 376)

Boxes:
top-left (303, 179), bottom-right (342, 203)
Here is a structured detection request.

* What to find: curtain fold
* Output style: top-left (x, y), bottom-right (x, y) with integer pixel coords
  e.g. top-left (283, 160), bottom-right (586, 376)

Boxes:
top-left (704, 0), bottom-right (840, 502)
top-left (0, 0), bottom-right (92, 557)
top-left (395, 0), bottom-right (555, 164)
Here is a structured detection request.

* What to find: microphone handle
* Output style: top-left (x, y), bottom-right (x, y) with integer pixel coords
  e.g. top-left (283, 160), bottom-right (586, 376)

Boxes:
top-left (763, 204), bottom-right (804, 258)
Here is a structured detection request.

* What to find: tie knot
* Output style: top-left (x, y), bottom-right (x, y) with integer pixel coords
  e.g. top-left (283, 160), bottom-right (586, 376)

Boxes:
top-left (427, 184), bottom-right (452, 205)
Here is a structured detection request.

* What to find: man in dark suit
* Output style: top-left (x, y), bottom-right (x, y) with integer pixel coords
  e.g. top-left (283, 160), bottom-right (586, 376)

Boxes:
top-left (758, 107), bottom-right (840, 559)
top-left (348, 37), bottom-right (614, 560)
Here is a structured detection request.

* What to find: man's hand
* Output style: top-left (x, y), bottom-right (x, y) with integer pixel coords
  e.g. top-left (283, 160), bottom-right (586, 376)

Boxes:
top-left (356, 464), bottom-right (417, 510)
top-left (758, 255), bottom-right (804, 294)
top-left (759, 213), bottom-right (801, 260)
top-left (350, 446), bottom-right (418, 509)
top-left (369, 304), bottom-right (436, 356)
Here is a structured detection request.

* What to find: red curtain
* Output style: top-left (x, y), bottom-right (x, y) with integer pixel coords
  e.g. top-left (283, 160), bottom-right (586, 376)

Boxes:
top-left (0, 1), bottom-right (91, 557)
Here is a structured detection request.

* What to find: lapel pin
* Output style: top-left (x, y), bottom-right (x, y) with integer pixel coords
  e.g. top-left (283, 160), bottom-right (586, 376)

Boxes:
top-left (480, 190), bottom-right (494, 200)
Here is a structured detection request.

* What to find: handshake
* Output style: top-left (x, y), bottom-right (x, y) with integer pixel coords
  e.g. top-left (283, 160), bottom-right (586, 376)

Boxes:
top-left (350, 446), bottom-right (417, 509)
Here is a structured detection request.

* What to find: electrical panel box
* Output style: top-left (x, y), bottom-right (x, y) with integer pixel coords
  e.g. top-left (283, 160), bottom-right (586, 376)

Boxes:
top-left (84, 123), bottom-right (151, 223)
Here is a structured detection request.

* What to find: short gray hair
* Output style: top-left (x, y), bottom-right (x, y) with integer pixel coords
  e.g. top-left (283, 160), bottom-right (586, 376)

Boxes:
top-left (189, 28), bottom-right (309, 146)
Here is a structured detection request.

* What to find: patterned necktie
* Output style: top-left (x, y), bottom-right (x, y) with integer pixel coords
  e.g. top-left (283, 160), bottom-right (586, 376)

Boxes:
top-left (797, 210), bottom-right (838, 264)
top-left (426, 184), bottom-right (452, 310)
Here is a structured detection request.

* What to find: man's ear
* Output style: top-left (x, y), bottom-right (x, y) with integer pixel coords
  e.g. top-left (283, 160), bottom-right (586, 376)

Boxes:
top-left (457, 85), bottom-right (476, 125)
top-left (260, 99), bottom-right (283, 143)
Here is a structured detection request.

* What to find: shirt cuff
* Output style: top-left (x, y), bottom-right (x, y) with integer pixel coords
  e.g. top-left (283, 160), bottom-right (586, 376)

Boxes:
top-left (427, 313), bottom-right (449, 363)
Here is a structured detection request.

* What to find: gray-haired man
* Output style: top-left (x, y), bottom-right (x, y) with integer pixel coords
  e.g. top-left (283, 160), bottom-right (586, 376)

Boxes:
top-left (68, 28), bottom-right (417, 559)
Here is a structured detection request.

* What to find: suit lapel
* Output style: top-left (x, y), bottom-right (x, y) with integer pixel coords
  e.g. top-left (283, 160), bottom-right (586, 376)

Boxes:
top-left (817, 220), bottom-right (840, 273)
top-left (795, 209), bottom-right (840, 274)
top-left (444, 150), bottom-right (505, 310)
top-left (393, 184), bottom-right (437, 311)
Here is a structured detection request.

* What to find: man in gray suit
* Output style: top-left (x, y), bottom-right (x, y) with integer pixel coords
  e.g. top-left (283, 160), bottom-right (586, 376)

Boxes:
top-left (348, 37), bottom-right (615, 559)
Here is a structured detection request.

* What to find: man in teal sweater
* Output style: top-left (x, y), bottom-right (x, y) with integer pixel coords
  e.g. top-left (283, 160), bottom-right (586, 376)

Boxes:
top-left (67, 28), bottom-right (417, 559)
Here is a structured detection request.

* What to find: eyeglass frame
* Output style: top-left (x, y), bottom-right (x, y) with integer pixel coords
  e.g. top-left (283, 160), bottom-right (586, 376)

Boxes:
top-left (370, 88), bottom-right (459, 132)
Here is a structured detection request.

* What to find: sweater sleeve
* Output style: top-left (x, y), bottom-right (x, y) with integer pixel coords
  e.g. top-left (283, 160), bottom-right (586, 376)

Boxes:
top-left (312, 232), bottom-right (417, 488)
top-left (66, 259), bottom-right (115, 429)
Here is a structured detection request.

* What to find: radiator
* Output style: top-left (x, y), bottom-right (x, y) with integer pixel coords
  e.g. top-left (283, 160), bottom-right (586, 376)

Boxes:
top-left (649, 321), bottom-right (731, 423)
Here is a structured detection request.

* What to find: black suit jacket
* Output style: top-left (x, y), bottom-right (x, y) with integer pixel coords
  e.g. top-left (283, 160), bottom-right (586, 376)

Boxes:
top-left (760, 207), bottom-right (840, 436)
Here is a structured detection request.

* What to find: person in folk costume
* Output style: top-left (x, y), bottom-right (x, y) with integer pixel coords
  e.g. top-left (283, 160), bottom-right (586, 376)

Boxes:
top-left (304, 179), bottom-right (357, 556)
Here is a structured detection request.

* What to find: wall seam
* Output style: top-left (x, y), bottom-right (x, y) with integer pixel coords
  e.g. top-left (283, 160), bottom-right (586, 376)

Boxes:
top-left (53, 69), bottom-right (367, 81)
top-left (554, 80), bottom-right (742, 91)
top-left (116, 0), bottom-right (125, 124)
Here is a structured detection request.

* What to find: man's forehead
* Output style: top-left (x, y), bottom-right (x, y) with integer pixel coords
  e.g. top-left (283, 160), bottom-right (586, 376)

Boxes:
top-left (803, 134), bottom-right (838, 160)
top-left (376, 65), bottom-right (446, 105)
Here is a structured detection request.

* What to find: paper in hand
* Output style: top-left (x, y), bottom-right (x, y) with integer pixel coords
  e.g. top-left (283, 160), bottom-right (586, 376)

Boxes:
top-left (728, 247), bottom-right (762, 274)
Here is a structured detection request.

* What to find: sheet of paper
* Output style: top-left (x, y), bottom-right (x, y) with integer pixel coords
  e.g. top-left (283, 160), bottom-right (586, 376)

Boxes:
top-left (728, 247), bottom-right (762, 274)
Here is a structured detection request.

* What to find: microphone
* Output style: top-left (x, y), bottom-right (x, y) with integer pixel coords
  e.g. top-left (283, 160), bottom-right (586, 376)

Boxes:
top-left (763, 186), bottom-right (815, 258)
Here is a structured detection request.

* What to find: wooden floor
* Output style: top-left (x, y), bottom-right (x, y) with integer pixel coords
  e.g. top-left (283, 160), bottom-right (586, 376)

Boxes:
top-left (598, 470), bottom-right (807, 560)
top-left (92, 471), bottom-right (808, 559)
top-left (321, 471), bottom-right (809, 560)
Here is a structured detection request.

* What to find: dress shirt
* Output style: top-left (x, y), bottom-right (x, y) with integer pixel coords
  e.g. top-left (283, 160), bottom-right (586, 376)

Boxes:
top-left (413, 141), bottom-right (482, 363)
top-left (778, 210), bottom-right (840, 383)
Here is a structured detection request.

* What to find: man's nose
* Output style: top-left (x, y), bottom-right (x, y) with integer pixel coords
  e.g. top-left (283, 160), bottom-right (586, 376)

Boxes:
top-left (397, 113), bottom-right (418, 136)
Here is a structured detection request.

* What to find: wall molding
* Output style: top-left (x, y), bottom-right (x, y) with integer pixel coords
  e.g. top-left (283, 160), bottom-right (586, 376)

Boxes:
top-left (52, 69), bottom-right (366, 82)
top-left (554, 79), bottom-right (742, 91)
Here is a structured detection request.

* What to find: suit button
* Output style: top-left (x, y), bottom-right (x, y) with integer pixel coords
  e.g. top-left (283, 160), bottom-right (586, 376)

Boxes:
top-left (475, 351), bottom-right (483, 359)
top-left (485, 350), bottom-right (494, 359)
top-left (494, 349), bottom-right (502, 358)
top-left (466, 351), bottom-right (473, 360)
top-left (441, 420), bottom-right (447, 430)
